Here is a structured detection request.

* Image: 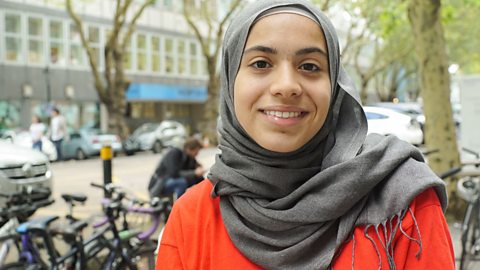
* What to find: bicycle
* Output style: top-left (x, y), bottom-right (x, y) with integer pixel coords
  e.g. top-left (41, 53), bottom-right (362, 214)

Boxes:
top-left (13, 182), bottom-right (167, 269)
top-left (437, 149), bottom-right (480, 270)
top-left (0, 187), bottom-right (54, 269)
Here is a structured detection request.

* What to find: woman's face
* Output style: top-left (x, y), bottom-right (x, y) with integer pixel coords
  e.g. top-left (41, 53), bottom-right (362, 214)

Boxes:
top-left (234, 13), bottom-right (331, 153)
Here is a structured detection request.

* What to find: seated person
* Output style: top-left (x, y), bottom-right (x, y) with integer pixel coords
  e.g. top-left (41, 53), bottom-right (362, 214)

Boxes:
top-left (148, 137), bottom-right (205, 199)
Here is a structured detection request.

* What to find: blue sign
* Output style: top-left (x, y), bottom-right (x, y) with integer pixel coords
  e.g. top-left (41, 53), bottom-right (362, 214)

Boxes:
top-left (126, 83), bottom-right (208, 103)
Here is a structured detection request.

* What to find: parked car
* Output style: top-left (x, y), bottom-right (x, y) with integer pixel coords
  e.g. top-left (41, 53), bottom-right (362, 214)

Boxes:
top-left (363, 106), bottom-right (423, 145)
top-left (62, 129), bottom-right (122, 160)
top-left (0, 141), bottom-right (53, 209)
top-left (370, 102), bottom-right (425, 131)
top-left (123, 121), bottom-right (187, 155)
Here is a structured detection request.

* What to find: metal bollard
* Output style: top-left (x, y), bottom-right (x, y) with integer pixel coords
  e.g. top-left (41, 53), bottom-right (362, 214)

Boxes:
top-left (100, 144), bottom-right (113, 198)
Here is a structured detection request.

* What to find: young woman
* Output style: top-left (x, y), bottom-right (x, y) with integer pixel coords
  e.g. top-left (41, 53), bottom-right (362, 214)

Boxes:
top-left (156, 1), bottom-right (454, 269)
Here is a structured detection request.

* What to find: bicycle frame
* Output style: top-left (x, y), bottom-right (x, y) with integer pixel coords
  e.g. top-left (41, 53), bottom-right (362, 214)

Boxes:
top-left (0, 218), bottom-right (20, 265)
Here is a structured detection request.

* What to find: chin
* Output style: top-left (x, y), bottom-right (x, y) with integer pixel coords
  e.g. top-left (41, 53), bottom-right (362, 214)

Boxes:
top-left (259, 141), bottom-right (301, 153)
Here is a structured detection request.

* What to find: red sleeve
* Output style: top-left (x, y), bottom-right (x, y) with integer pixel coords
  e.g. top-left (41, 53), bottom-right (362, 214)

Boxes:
top-left (156, 202), bottom-right (185, 270)
top-left (394, 188), bottom-right (455, 269)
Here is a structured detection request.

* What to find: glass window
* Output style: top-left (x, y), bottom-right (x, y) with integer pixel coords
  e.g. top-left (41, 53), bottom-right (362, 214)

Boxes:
top-left (69, 24), bottom-right (84, 66)
top-left (124, 39), bottom-right (132, 70)
top-left (49, 20), bottom-right (65, 65)
top-left (49, 21), bottom-right (62, 39)
top-left (190, 42), bottom-right (198, 75)
top-left (136, 34), bottom-right (147, 71)
top-left (5, 14), bottom-right (21, 33)
top-left (177, 39), bottom-right (186, 75)
top-left (164, 37), bottom-right (174, 74)
top-left (27, 17), bottom-right (44, 64)
top-left (151, 36), bottom-right (160, 72)
top-left (28, 17), bottom-right (42, 36)
top-left (4, 14), bottom-right (22, 62)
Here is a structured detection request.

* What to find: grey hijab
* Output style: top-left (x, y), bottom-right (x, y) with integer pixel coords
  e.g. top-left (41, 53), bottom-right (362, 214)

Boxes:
top-left (208, 0), bottom-right (447, 269)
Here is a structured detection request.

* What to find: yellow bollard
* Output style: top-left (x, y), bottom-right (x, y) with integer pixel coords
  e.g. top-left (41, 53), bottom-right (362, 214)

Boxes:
top-left (101, 144), bottom-right (112, 198)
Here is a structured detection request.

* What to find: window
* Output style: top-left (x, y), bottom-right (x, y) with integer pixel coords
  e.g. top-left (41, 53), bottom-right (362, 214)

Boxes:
top-left (365, 112), bottom-right (388, 120)
top-left (69, 23), bottom-right (84, 66)
top-left (136, 34), bottom-right (147, 71)
top-left (27, 17), bottom-right (44, 64)
top-left (49, 20), bottom-right (65, 65)
top-left (124, 38), bottom-right (132, 70)
top-left (151, 36), bottom-right (161, 72)
top-left (4, 13), bottom-right (22, 62)
top-left (88, 25), bottom-right (101, 67)
top-left (177, 39), bottom-right (186, 75)
top-left (189, 42), bottom-right (199, 75)
top-left (164, 37), bottom-right (174, 74)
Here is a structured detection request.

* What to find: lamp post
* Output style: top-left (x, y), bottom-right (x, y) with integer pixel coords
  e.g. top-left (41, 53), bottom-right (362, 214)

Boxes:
top-left (44, 66), bottom-right (52, 104)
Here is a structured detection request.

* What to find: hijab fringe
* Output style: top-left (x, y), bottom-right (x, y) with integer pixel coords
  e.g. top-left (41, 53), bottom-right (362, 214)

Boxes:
top-left (359, 208), bottom-right (422, 270)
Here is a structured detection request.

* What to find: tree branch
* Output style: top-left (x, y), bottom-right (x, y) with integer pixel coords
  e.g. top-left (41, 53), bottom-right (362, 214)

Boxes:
top-left (121, 0), bottom-right (154, 52)
top-left (66, 0), bottom-right (107, 100)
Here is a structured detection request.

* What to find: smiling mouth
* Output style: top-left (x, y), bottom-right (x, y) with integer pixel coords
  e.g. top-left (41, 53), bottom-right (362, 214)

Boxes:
top-left (262, 110), bottom-right (306, 119)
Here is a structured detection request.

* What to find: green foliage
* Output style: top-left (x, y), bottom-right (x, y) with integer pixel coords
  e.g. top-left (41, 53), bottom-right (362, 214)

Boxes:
top-left (442, 0), bottom-right (480, 73)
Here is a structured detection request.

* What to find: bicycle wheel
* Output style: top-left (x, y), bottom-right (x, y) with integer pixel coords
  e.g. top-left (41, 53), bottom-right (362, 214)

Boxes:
top-left (460, 201), bottom-right (480, 270)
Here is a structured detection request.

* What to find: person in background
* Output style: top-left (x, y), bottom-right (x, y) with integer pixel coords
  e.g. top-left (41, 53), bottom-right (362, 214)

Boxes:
top-left (148, 137), bottom-right (205, 199)
top-left (49, 107), bottom-right (67, 161)
top-left (29, 114), bottom-right (46, 152)
top-left (155, 0), bottom-right (454, 269)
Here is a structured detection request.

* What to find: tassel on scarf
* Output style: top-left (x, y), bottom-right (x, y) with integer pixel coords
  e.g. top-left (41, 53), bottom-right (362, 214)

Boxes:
top-left (350, 208), bottom-right (422, 270)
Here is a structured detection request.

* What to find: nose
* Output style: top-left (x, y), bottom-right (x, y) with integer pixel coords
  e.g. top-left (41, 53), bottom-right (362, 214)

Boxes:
top-left (269, 64), bottom-right (302, 97)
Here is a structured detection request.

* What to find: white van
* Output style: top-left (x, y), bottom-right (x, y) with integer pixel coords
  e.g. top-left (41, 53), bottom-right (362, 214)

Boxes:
top-left (0, 141), bottom-right (53, 207)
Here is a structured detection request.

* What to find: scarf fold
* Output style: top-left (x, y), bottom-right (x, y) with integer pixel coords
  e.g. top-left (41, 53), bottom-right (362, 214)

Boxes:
top-left (208, 1), bottom-right (447, 269)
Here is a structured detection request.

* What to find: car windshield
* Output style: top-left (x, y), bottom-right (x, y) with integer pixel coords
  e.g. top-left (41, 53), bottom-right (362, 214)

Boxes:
top-left (133, 124), bottom-right (159, 135)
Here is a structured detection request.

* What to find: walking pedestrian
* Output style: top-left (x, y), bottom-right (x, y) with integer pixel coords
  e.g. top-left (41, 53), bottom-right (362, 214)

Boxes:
top-left (29, 114), bottom-right (46, 152)
top-left (49, 107), bottom-right (67, 161)
top-left (155, 1), bottom-right (455, 269)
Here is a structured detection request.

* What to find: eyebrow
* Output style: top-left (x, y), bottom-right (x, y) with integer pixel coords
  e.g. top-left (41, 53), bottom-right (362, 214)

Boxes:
top-left (243, 45), bottom-right (277, 55)
top-left (243, 45), bottom-right (327, 58)
top-left (296, 47), bottom-right (328, 58)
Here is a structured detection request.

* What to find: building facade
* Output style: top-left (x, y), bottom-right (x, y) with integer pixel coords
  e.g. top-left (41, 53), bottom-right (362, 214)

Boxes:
top-left (0, 0), bottom-right (211, 135)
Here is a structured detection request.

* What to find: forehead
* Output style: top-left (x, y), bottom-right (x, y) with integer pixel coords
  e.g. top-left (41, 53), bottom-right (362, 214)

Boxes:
top-left (246, 13), bottom-right (327, 49)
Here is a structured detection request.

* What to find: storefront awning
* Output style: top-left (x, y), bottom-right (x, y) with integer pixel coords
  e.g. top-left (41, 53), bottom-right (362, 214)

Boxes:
top-left (126, 83), bottom-right (208, 103)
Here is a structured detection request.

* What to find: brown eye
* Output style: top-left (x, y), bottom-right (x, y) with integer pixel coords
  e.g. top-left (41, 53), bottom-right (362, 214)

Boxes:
top-left (299, 63), bottom-right (320, 72)
top-left (251, 60), bottom-right (271, 69)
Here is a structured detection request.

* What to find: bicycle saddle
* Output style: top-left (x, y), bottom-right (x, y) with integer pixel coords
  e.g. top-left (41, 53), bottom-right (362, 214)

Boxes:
top-left (61, 193), bottom-right (87, 203)
top-left (16, 215), bottom-right (59, 234)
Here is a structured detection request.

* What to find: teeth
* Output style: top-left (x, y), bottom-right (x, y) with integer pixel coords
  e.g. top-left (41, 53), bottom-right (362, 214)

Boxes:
top-left (264, 111), bottom-right (301, 118)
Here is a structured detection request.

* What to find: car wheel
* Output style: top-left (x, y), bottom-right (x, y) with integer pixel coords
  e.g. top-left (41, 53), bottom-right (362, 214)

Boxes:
top-left (152, 141), bottom-right (163, 153)
top-left (76, 149), bottom-right (87, 160)
top-left (125, 150), bottom-right (135, 156)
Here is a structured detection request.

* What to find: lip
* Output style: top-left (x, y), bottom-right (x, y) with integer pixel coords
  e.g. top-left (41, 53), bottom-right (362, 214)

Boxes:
top-left (259, 106), bottom-right (308, 126)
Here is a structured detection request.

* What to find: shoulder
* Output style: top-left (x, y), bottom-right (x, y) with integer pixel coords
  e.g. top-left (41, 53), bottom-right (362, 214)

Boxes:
top-left (173, 180), bottom-right (219, 216)
top-left (165, 147), bottom-right (183, 158)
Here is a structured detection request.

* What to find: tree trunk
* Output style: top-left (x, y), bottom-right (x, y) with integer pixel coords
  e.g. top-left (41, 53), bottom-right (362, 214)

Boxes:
top-left (408, 0), bottom-right (461, 217)
top-left (201, 57), bottom-right (220, 146)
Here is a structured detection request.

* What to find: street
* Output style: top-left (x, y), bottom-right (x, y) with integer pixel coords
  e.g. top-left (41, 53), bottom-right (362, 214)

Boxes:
top-left (35, 147), bottom-right (219, 219)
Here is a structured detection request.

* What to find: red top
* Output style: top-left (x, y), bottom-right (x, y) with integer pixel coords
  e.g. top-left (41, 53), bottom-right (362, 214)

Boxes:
top-left (156, 180), bottom-right (455, 269)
